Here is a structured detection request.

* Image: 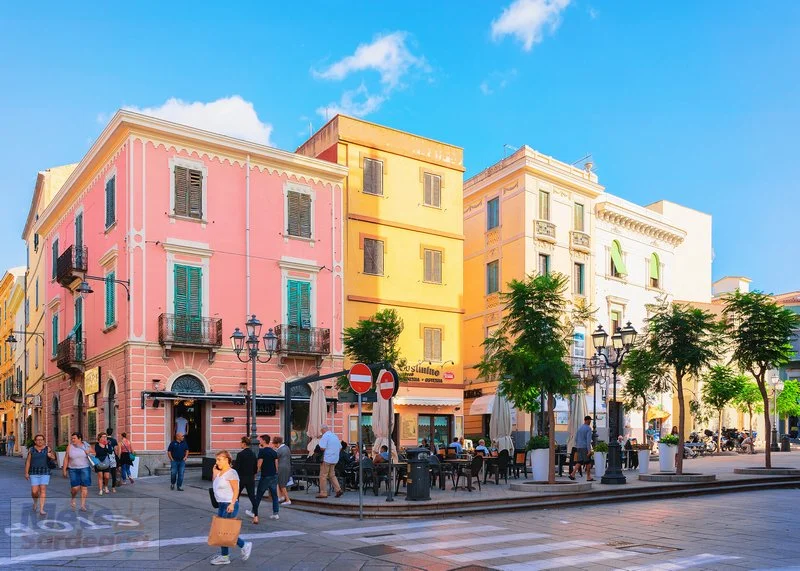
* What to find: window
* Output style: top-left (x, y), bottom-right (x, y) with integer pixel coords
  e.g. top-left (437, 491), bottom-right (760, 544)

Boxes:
top-left (174, 264), bottom-right (202, 341)
top-left (423, 173), bottom-right (441, 208)
top-left (105, 176), bottom-right (116, 228)
top-left (650, 253), bottom-right (661, 288)
top-left (538, 254), bottom-right (550, 276)
top-left (610, 310), bottom-right (622, 334)
top-left (423, 249), bottom-right (442, 284)
top-left (287, 280), bottom-right (311, 328)
top-left (363, 158), bottom-right (383, 196)
top-left (486, 260), bottom-right (499, 294)
top-left (34, 342), bottom-right (38, 369)
top-left (75, 212), bottom-right (83, 251)
top-left (105, 272), bottom-right (116, 327)
top-left (574, 203), bottom-right (585, 232)
top-left (486, 197), bottom-right (499, 230)
top-left (51, 238), bottom-right (58, 279)
top-left (287, 190), bottom-right (312, 238)
top-left (35, 279), bottom-right (39, 309)
top-left (174, 165), bottom-right (203, 219)
top-left (574, 263), bottom-right (585, 295)
top-left (539, 190), bottom-right (550, 221)
top-left (73, 297), bottom-right (83, 340)
top-left (363, 238), bottom-right (384, 275)
top-left (51, 314), bottom-right (58, 357)
top-left (610, 240), bottom-right (627, 277)
top-left (424, 327), bottom-right (443, 362)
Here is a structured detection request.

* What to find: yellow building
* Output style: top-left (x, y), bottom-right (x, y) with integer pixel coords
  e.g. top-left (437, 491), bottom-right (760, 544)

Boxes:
top-left (21, 165), bottom-right (76, 442)
top-left (297, 116), bottom-right (465, 449)
top-left (1, 267), bottom-right (26, 452)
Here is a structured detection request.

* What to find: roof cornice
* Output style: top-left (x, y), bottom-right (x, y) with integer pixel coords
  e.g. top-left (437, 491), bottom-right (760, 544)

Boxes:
top-left (22, 172), bottom-right (45, 240)
top-left (595, 200), bottom-right (686, 246)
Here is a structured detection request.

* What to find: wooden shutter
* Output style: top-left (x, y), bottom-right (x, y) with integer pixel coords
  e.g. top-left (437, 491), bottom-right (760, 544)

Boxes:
top-left (287, 191), bottom-right (312, 238)
top-left (188, 169), bottom-right (203, 218)
top-left (74, 297), bottom-right (82, 340)
top-left (539, 191), bottom-right (550, 221)
top-left (424, 249), bottom-right (442, 283)
top-left (574, 203), bottom-right (584, 231)
top-left (75, 213), bottom-right (83, 249)
top-left (364, 239), bottom-right (384, 275)
top-left (287, 280), bottom-right (300, 326)
top-left (174, 265), bottom-right (188, 316)
top-left (363, 158), bottom-right (383, 196)
top-left (174, 166), bottom-right (188, 216)
top-left (52, 238), bottom-right (58, 279)
top-left (51, 314), bottom-right (58, 356)
top-left (105, 272), bottom-right (115, 326)
top-left (424, 173), bottom-right (441, 207)
top-left (105, 177), bottom-right (116, 228)
top-left (424, 328), bottom-right (442, 362)
top-left (174, 265), bottom-right (202, 340)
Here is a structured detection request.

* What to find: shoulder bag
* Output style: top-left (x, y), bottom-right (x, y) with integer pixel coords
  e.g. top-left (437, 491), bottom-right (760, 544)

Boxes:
top-left (46, 447), bottom-right (58, 470)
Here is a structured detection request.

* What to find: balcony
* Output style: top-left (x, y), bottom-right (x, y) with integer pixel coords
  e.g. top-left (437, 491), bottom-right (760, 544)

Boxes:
top-left (56, 338), bottom-right (86, 375)
top-left (570, 230), bottom-right (591, 253)
top-left (534, 219), bottom-right (556, 243)
top-left (56, 245), bottom-right (88, 287)
top-left (274, 324), bottom-right (330, 367)
top-left (158, 313), bottom-right (223, 362)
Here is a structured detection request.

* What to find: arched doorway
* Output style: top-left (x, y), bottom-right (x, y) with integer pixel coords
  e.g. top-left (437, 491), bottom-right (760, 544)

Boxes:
top-left (106, 380), bottom-right (117, 433)
top-left (75, 390), bottom-right (84, 438)
top-left (52, 396), bottom-right (60, 445)
top-left (171, 375), bottom-right (205, 454)
top-left (25, 415), bottom-right (33, 443)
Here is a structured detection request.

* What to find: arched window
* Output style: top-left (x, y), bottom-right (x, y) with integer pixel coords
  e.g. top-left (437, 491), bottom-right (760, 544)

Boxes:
top-left (650, 253), bottom-right (661, 288)
top-left (171, 375), bottom-right (205, 394)
top-left (610, 240), bottom-right (627, 278)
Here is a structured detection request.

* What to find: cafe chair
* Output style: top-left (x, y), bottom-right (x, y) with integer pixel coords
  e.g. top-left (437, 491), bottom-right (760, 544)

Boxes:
top-left (453, 456), bottom-right (483, 492)
top-left (512, 449), bottom-right (528, 479)
top-left (428, 454), bottom-right (446, 490)
top-left (487, 449), bottom-right (510, 484)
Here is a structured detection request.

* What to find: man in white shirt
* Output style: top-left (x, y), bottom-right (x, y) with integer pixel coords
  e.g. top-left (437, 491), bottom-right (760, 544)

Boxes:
top-left (175, 416), bottom-right (189, 436)
top-left (316, 425), bottom-right (343, 499)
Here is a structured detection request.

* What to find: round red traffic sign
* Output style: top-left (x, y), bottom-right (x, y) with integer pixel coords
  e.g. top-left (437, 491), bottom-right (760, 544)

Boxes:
top-left (378, 369), bottom-right (396, 400)
top-left (348, 363), bottom-right (373, 394)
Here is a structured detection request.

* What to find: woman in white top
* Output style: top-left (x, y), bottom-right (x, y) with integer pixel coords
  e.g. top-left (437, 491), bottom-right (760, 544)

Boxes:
top-left (62, 431), bottom-right (93, 512)
top-left (210, 450), bottom-right (252, 566)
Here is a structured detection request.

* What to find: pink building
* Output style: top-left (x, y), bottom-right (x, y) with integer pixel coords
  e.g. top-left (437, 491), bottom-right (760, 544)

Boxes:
top-left (36, 111), bottom-right (347, 471)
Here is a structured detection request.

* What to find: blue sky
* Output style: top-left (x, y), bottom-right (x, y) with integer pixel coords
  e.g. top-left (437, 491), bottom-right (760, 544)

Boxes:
top-left (1, 1), bottom-right (797, 294)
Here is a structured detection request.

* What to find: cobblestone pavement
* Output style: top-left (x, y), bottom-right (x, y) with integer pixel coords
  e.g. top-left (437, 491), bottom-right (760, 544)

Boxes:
top-left (1, 455), bottom-right (798, 570)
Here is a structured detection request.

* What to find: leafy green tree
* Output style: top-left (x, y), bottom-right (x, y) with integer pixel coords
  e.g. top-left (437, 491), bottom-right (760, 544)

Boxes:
top-left (777, 379), bottom-right (800, 422)
top-left (732, 380), bottom-right (763, 434)
top-left (478, 273), bottom-right (578, 483)
top-left (339, 309), bottom-right (407, 391)
top-left (645, 302), bottom-right (722, 474)
top-left (620, 347), bottom-right (669, 443)
top-left (723, 290), bottom-right (800, 468)
top-left (701, 366), bottom-right (746, 452)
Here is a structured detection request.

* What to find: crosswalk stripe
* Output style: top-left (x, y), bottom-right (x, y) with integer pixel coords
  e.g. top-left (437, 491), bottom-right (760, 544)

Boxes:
top-left (444, 539), bottom-right (599, 563)
top-left (358, 524), bottom-right (506, 544)
top-left (396, 532), bottom-right (550, 552)
top-left (497, 550), bottom-right (629, 570)
top-left (323, 518), bottom-right (464, 536)
top-left (624, 553), bottom-right (741, 570)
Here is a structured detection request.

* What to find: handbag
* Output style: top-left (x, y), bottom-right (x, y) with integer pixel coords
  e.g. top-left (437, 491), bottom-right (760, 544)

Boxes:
top-left (207, 515), bottom-right (241, 547)
top-left (46, 447), bottom-right (58, 470)
top-left (208, 488), bottom-right (219, 508)
top-left (129, 452), bottom-right (136, 462)
top-left (94, 456), bottom-right (111, 470)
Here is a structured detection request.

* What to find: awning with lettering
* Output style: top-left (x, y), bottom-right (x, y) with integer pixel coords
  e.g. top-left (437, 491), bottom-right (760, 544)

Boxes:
top-left (393, 396), bottom-right (462, 407)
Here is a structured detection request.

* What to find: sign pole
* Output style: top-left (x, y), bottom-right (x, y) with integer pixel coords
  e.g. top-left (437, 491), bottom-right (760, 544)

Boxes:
top-left (386, 395), bottom-right (394, 502)
top-left (358, 392), bottom-right (364, 520)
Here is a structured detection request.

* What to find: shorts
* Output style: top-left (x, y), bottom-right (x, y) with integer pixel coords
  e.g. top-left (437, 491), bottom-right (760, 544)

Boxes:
top-left (69, 467), bottom-right (92, 488)
top-left (30, 474), bottom-right (50, 486)
top-left (577, 448), bottom-right (590, 463)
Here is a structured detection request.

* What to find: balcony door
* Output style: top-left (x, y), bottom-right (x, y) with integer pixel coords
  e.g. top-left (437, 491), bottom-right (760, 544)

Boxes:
top-left (74, 212), bottom-right (84, 266)
top-left (174, 265), bottom-right (202, 343)
top-left (286, 280), bottom-right (311, 351)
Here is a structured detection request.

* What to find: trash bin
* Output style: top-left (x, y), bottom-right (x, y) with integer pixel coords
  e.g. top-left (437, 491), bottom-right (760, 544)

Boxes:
top-left (202, 456), bottom-right (217, 481)
top-left (405, 447), bottom-right (431, 501)
top-left (781, 436), bottom-right (791, 452)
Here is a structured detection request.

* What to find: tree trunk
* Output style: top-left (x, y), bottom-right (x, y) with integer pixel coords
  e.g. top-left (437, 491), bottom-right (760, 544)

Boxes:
top-left (642, 402), bottom-right (647, 446)
top-left (717, 409), bottom-right (724, 454)
top-left (757, 376), bottom-right (771, 469)
top-left (548, 393), bottom-right (556, 484)
top-left (748, 404), bottom-right (753, 434)
top-left (676, 373), bottom-right (685, 475)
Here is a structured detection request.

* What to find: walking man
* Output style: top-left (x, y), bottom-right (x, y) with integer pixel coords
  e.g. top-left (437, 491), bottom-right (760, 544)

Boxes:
top-left (167, 432), bottom-right (188, 491)
top-left (234, 437), bottom-right (257, 512)
top-left (316, 425), bottom-right (343, 499)
top-left (7, 432), bottom-right (15, 456)
top-left (570, 416), bottom-right (594, 482)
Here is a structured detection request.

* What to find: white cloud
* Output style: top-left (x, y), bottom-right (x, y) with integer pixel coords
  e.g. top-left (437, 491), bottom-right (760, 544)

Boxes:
top-left (491, 0), bottom-right (571, 51)
top-left (125, 96), bottom-right (273, 145)
top-left (316, 84), bottom-right (386, 120)
top-left (313, 32), bottom-right (425, 88)
top-left (480, 69), bottom-right (518, 95)
top-left (588, 7), bottom-right (599, 19)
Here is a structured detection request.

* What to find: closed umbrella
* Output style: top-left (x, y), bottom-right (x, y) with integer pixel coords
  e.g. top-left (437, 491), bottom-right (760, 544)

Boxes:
top-left (371, 390), bottom-right (398, 462)
top-left (567, 390), bottom-right (588, 452)
top-left (489, 392), bottom-right (515, 454)
top-left (306, 380), bottom-right (327, 456)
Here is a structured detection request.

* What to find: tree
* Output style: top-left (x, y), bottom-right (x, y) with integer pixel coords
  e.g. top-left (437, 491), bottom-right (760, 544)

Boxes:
top-left (723, 290), bottom-right (800, 468)
top-left (732, 380), bottom-right (763, 434)
top-left (339, 309), bottom-right (407, 391)
top-left (620, 347), bottom-right (669, 443)
top-left (646, 302), bottom-right (722, 474)
top-left (477, 273), bottom-right (578, 483)
top-left (701, 366), bottom-right (746, 452)
top-left (777, 379), bottom-right (800, 425)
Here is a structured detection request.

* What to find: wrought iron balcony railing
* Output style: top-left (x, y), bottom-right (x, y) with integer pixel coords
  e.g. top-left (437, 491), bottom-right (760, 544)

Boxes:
top-left (274, 324), bottom-right (331, 356)
top-left (56, 337), bottom-right (86, 374)
top-left (158, 313), bottom-right (223, 349)
top-left (56, 245), bottom-right (88, 287)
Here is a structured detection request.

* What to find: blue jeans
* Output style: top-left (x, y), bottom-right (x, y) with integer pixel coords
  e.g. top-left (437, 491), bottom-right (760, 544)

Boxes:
top-left (121, 463), bottom-right (131, 481)
top-left (170, 459), bottom-right (185, 487)
top-left (253, 475), bottom-right (279, 517)
top-left (216, 501), bottom-right (245, 556)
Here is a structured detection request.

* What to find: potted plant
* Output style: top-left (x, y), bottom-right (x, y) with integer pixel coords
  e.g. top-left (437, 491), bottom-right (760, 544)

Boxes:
top-left (593, 440), bottom-right (608, 479)
top-left (658, 433), bottom-right (679, 472)
top-left (526, 435), bottom-right (550, 481)
top-left (21, 438), bottom-right (35, 461)
top-left (55, 444), bottom-right (68, 468)
top-left (637, 443), bottom-right (652, 475)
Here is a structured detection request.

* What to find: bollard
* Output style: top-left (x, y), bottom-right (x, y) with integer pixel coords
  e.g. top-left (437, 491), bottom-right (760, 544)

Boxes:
top-left (781, 435), bottom-right (791, 452)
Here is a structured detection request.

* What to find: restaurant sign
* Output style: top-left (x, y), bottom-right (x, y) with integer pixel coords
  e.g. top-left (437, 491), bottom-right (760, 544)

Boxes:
top-left (84, 367), bottom-right (101, 395)
top-left (401, 364), bottom-right (453, 384)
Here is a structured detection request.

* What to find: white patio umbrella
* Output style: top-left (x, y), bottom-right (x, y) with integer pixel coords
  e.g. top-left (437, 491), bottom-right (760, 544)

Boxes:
top-left (567, 390), bottom-right (588, 452)
top-left (371, 390), bottom-right (398, 462)
top-left (306, 380), bottom-right (327, 456)
top-left (489, 392), bottom-right (515, 454)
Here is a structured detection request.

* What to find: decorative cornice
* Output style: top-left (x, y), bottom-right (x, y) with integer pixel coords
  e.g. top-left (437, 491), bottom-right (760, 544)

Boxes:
top-left (595, 202), bottom-right (686, 246)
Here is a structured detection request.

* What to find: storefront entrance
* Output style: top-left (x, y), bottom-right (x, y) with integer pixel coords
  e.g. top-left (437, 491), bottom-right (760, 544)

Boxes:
top-left (417, 415), bottom-right (452, 450)
top-left (173, 401), bottom-right (203, 454)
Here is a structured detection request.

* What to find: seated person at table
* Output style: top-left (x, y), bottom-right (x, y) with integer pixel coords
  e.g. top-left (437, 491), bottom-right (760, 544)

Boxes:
top-left (449, 437), bottom-right (463, 455)
top-left (374, 445), bottom-right (390, 463)
top-left (474, 439), bottom-right (490, 455)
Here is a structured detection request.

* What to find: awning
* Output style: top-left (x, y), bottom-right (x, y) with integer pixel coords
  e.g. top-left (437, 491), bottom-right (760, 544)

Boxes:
top-left (469, 394), bottom-right (495, 415)
top-left (393, 396), bottom-right (462, 407)
top-left (647, 407), bottom-right (671, 421)
top-left (140, 391), bottom-right (337, 409)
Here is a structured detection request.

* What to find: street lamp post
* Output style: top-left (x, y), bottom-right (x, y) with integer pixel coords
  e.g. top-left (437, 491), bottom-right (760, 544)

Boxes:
top-left (591, 322), bottom-right (638, 485)
top-left (769, 373), bottom-right (784, 453)
top-left (231, 315), bottom-right (278, 456)
top-left (580, 356), bottom-right (608, 446)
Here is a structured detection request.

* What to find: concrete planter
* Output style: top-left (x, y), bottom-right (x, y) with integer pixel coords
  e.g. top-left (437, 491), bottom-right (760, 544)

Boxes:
top-left (56, 451), bottom-right (66, 469)
top-left (530, 449), bottom-right (549, 481)
top-left (20, 446), bottom-right (28, 461)
top-left (638, 450), bottom-right (651, 474)
top-left (658, 443), bottom-right (677, 472)
top-left (594, 451), bottom-right (607, 479)
top-left (129, 457), bottom-right (141, 479)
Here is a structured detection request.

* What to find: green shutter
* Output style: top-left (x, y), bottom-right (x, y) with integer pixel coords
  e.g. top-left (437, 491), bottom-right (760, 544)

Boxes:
top-left (174, 264), bottom-right (202, 341)
top-left (73, 297), bottom-right (82, 340)
top-left (287, 280), bottom-right (311, 327)
top-left (610, 241), bottom-right (627, 276)
top-left (51, 314), bottom-right (58, 356)
top-left (106, 177), bottom-right (115, 227)
top-left (650, 254), bottom-right (660, 280)
top-left (105, 272), bottom-right (115, 326)
top-left (75, 213), bottom-right (83, 250)
top-left (52, 238), bottom-right (58, 279)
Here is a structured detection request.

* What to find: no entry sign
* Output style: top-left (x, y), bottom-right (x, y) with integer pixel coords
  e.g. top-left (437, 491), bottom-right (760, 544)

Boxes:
top-left (378, 369), bottom-right (398, 400)
top-left (348, 363), bottom-right (373, 394)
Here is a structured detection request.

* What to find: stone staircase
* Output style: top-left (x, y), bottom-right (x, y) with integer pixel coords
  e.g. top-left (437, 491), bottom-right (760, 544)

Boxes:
top-left (153, 456), bottom-right (204, 476)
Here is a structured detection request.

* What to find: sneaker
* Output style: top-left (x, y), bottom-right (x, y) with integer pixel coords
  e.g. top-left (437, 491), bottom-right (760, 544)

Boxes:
top-left (98, 490), bottom-right (104, 496)
top-left (209, 554), bottom-right (231, 565)
top-left (269, 514), bottom-right (279, 520)
top-left (282, 499), bottom-right (291, 506)
top-left (170, 484), bottom-right (175, 490)
top-left (241, 542), bottom-right (253, 561)
top-left (245, 509), bottom-right (255, 518)
top-left (177, 487), bottom-right (184, 491)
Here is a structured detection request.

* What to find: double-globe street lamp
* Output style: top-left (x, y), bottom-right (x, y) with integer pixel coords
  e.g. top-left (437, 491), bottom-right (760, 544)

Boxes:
top-left (769, 372), bottom-right (784, 453)
top-left (591, 321), bottom-right (638, 485)
top-left (580, 355), bottom-right (609, 446)
top-left (231, 315), bottom-right (278, 456)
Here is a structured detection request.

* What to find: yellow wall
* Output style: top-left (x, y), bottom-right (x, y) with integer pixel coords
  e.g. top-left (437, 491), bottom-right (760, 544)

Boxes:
top-left (0, 270), bottom-right (24, 446)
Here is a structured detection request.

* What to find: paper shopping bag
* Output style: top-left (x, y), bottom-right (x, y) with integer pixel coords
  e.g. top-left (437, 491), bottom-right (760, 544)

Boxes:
top-left (207, 515), bottom-right (242, 547)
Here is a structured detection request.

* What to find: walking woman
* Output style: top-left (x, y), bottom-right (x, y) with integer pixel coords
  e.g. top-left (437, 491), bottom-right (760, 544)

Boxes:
top-left (209, 450), bottom-right (252, 565)
top-left (24, 434), bottom-right (56, 516)
top-left (119, 432), bottom-right (135, 484)
top-left (94, 433), bottom-right (114, 495)
top-left (273, 435), bottom-right (292, 505)
top-left (63, 432), bottom-right (92, 511)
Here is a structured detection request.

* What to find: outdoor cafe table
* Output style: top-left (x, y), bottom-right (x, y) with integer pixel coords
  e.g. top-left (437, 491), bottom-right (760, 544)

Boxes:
top-left (444, 458), bottom-right (476, 491)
